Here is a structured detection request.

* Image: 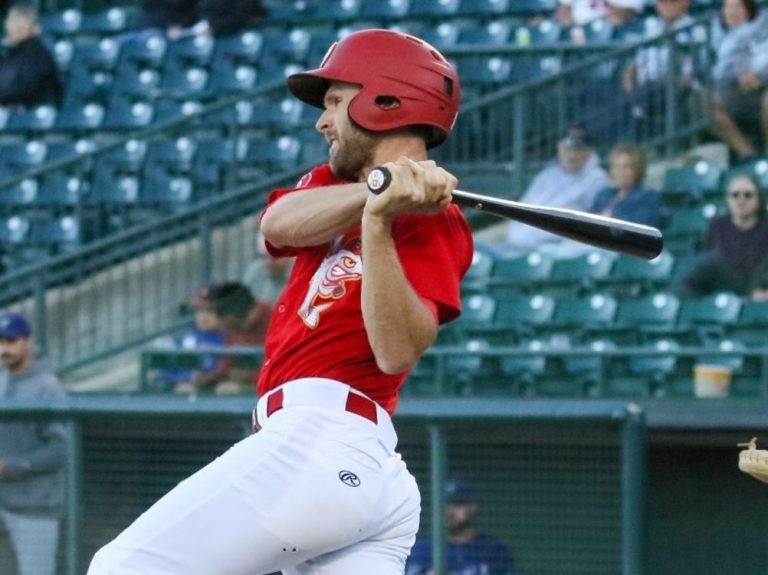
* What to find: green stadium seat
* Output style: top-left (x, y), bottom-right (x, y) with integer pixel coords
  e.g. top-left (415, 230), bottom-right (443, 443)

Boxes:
top-left (596, 250), bottom-right (675, 295)
top-left (721, 157), bottom-right (768, 190)
top-left (459, 0), bottom-right (510, 17)
top-left (606, 339), bottom-right (682, 397)
top-left (728, 300), bottom-right (768, 348)
top-left (587, 292), bottom-right (680, 345)
top-left (408, 0), bottom-right (460, 19)
top-left (545, 251), bottom-right (617, 294)
top-left (514, 18), bottom-right (562, 46)
top-left (653, 292), bottom-right (742, 345)
top-left (539, 292), bottom-right (618, 344)
top-left (487, 251), bottom-right (555, 296)
top-left (662, 203), bottom-right (717, 254)
top-left (661, 160), bottom-right (723, 205)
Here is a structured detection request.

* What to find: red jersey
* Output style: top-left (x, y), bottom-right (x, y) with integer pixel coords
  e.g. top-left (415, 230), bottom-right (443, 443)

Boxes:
top-left (257, 164), bottom-right (474, 414)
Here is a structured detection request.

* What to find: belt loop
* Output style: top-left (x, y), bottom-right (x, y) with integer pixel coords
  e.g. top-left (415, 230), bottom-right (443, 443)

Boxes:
top-left (345, 392), bottom-right (378, 424)
top-left (266, 388), bottom-right (284, 417)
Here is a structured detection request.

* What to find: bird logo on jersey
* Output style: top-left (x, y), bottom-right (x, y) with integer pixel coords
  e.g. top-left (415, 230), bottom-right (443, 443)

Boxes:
top-left (298, 237), bottom-right (362, 329)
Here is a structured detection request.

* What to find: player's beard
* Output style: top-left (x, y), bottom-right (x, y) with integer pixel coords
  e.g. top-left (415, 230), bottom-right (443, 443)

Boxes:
top-left (329, 125), bottom-right (376, 181)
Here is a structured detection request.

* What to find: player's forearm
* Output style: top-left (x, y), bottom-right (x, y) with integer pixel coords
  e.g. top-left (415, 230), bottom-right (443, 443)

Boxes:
top-left (361, 215), bottom-right (437, 374)
top-left (260, 183), bottom-right (369, 248)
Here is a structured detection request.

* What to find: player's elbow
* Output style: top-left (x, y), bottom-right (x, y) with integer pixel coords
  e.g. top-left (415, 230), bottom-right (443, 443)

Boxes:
top-left (373, 345), bottom-right (425, 375)
top-left (375, 354), bottom-right (414, 375)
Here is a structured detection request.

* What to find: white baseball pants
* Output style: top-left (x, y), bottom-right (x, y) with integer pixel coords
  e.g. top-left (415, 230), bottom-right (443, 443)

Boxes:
top-left (87, 378), bottom-right (421, 575)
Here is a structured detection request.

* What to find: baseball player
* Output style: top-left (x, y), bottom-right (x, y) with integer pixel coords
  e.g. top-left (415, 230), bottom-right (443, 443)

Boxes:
top-left (87, 28), bottom-right (473, 575)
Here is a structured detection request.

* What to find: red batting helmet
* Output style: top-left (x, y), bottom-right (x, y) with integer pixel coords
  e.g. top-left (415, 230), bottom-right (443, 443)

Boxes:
top-left (286, 29), bottom-right (461, 149)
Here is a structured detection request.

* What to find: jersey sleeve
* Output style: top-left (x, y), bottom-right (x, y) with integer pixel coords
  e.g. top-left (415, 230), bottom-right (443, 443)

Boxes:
top-left (393, 205), bottom-right (474, 325)
top-left (260, 164), bottom-right (348, 258)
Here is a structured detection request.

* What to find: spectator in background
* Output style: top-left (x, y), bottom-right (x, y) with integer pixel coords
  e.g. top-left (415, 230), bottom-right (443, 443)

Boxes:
top-left (406, 477), bottom-right (515, 575)
top-left (711, 0), bottom-right (768, 159)
top-left (174, 282), bottom-right (271, 395)
top-left (674, 174), bottom-right (768, 296)
top-left (241, 230), bottom-right (293, 305)
top-left (153, 285), bottom-right (225, 392)
top-left (604, 0), bottom-right (646, 40)
top-left (138, 0), bottom-right (267, 39)
top-left (622, 0), bottom-right (702, 132)
top-left (506, 126), bottom-right (610, 256)
top-left (555, 0), bottom-right (608, 26)
top-left (0, 3), bottom-right (63, 109)
top-left (590, 143), bottom-right (661, 227)
top-left (0, 311), bottom-right (67, 575)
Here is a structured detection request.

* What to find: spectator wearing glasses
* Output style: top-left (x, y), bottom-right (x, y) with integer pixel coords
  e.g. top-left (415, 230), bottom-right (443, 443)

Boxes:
top-left (674, 174), bottom-right (768, 296)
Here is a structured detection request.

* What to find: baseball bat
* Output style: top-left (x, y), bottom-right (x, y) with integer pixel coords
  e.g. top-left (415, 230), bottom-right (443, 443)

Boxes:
top-left (366, 167), bottom-right (663, 260)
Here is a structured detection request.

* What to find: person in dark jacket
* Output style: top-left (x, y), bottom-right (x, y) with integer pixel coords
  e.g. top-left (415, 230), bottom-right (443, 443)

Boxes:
top-left (0, 311), bottom-right (68, 575)
top-left (0, 3), bottom-right (63, 108)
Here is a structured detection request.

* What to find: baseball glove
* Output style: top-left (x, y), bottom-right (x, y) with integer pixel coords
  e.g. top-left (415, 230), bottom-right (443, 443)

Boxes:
top-left (738, 438), bottom-right (768, 484)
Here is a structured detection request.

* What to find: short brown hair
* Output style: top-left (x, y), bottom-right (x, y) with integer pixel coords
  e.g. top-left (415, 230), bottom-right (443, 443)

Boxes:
top-left (609, 142), bottom-right (647, 183)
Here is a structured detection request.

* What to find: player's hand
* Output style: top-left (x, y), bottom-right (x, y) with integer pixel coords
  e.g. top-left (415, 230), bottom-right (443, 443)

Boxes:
top-left (363, 158), bottom-right (456, 223)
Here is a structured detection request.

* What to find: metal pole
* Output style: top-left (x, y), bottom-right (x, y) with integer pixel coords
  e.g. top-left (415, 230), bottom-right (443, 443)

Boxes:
top-left (65, 420), bottom-right (82, 575)
top-left (429, 424), bottom-right (447, 575)
top-left (621, 404), bottom-right (646, 575)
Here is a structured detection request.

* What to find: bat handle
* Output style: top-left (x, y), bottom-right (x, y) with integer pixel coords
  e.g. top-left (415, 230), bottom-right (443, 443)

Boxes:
top-left (366, 166), bottom-right (392, 194)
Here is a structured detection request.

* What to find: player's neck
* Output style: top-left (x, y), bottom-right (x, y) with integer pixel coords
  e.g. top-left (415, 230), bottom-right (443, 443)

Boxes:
top-left (371, 136), bottom-right (427, 166)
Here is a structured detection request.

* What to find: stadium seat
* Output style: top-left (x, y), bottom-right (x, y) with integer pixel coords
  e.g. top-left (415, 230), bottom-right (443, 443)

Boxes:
top-left (152, 99), bottom-right (205, 124)
top-left (727, 300), bottom-right (768, 348)
top-left (443, 337), bottom-right (500, 394)
top-left (37, 174), bottom-right (87, 210)
top-left (260, 28), bottom-right (312, 64)
top-left (596, 250), bottom-right (675, 294)
top-left (606, 339), bottom-right (681, 397)
top-left (463, 243), bottom-right (498, 290)
top-left (79, 7), bottom-right (135, 36)
top-left (0, 141), bottom-right (48, 172)
top-left (63, 65), bottom-right (113, 106)
top-left (508, 0), bottom-right (557, 16)
top-left (41, 8), bottom-right (83, 38)
top-left (407, 0), bottom-right (460, 18)
top-left (52, 38), bottom-right (74, 72)
top-left (207, 60), bottom-right (258, 93)
top-left (54, 101), bottom-right (106, 133)
top-left (458, 0), bottom-right (510, 17)
top-left (5, 105), bottom-right (57, 134)
top-left (26, 215), bottom-right (83, 255)
top-left (246, 97), bottom-right (305, 131)
top-left (498, 339), bottom-right (581, 397)
top-left (212, 30), bottom-right (263, 65)
top-left (158, 65), bottom-right (209, 97)
top-left (491, 292), bottom-right (556, 342)
top-left (543, 292), bottom-right (618, 344)
top-left (144, 138), bottom-right (197, 173)
top-left (657, 292), bottom-right (743, 345)
top-left (305, 0), bottom-right (361, 21)
top-left (118, 32), bottom-right (168, 69)
top-left (487, 251), bottom-right (555, 295)
top-left (46, 139), bottom-right (97, 165)
top-left (546, 251), bottom-right (617, 293)
top-left (662, 203), bottom-right (717, 254)
top-left (514, 18), bottom-right (562, 45)
top-left (458, 21), bottom-right (514, 45)
top-left (71, 37), bottom-right (121, 72)
top-left (721, 157), bottom-right (768, 190)
top-left (661, 160), bottom-right (723, 205)
top-left (455, 56), bottom-right (512, 87)
top-left (0, 179), bottom-right (38, 211)
top-left (164, 35), bottom-right (216, 69)
top-left (141, 170), bottom-right (195, 212)
top-left (111, 64), bottom-right (161, 99)
top-left (416, 22), bottom-right (465, 50)
top-left (586, 292), bottom-right (680, 345)
top-left (240, 136), bottom-right (302, 174)
top-left (359, 0), bottom-right (411, 20)
top-left (103, 98), bottom-right (155, 131)
top-left (101, 139), bottom-right (148, 174)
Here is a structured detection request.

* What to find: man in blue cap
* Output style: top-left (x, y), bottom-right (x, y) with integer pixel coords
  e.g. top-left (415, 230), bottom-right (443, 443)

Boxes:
top-left (406, 476), bottom-right (515, 575)
top-left (0, 311), bottom-right (67, 575)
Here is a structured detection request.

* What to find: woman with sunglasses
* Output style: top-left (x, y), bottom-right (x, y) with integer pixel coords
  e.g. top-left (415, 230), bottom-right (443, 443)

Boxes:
top-left (674, 174), bottom-right (768, 296)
